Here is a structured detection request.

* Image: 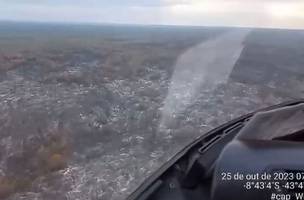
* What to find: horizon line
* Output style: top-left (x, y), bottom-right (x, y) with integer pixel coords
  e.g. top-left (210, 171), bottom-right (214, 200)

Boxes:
top-left (0, 19), bottom-right (303, 31)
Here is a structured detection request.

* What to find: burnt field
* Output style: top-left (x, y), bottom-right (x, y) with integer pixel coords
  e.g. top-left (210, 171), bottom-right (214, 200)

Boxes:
top-left (0, 22), bottom-right (304, 200)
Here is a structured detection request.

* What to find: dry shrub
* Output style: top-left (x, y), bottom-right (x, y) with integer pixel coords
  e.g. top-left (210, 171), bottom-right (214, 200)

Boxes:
top-left (0, 176), bottom-right (32, 199)
top-left (37, 128), bottom-right (71, 172)
top-left (1, 126), bottom-right (72, 199)
top-left (0, 176), bottom-right (16, 199)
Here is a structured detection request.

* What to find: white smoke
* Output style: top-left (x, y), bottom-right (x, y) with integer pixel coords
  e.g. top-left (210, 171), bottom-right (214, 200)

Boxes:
top-left (159, 30), bottom-right (250, 129)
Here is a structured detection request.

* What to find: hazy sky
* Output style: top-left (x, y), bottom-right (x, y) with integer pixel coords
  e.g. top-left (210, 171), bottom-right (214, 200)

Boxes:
top-left (0, 0), bottom-right (303, 29)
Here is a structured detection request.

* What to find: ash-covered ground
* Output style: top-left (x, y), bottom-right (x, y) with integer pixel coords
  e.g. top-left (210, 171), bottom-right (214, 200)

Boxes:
top-left (0, 22), bottom-right (304, 200)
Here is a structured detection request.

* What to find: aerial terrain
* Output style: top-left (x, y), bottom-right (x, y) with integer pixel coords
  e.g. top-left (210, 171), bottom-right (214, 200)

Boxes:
top-left (0, 22), bottom-right (304, 200)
